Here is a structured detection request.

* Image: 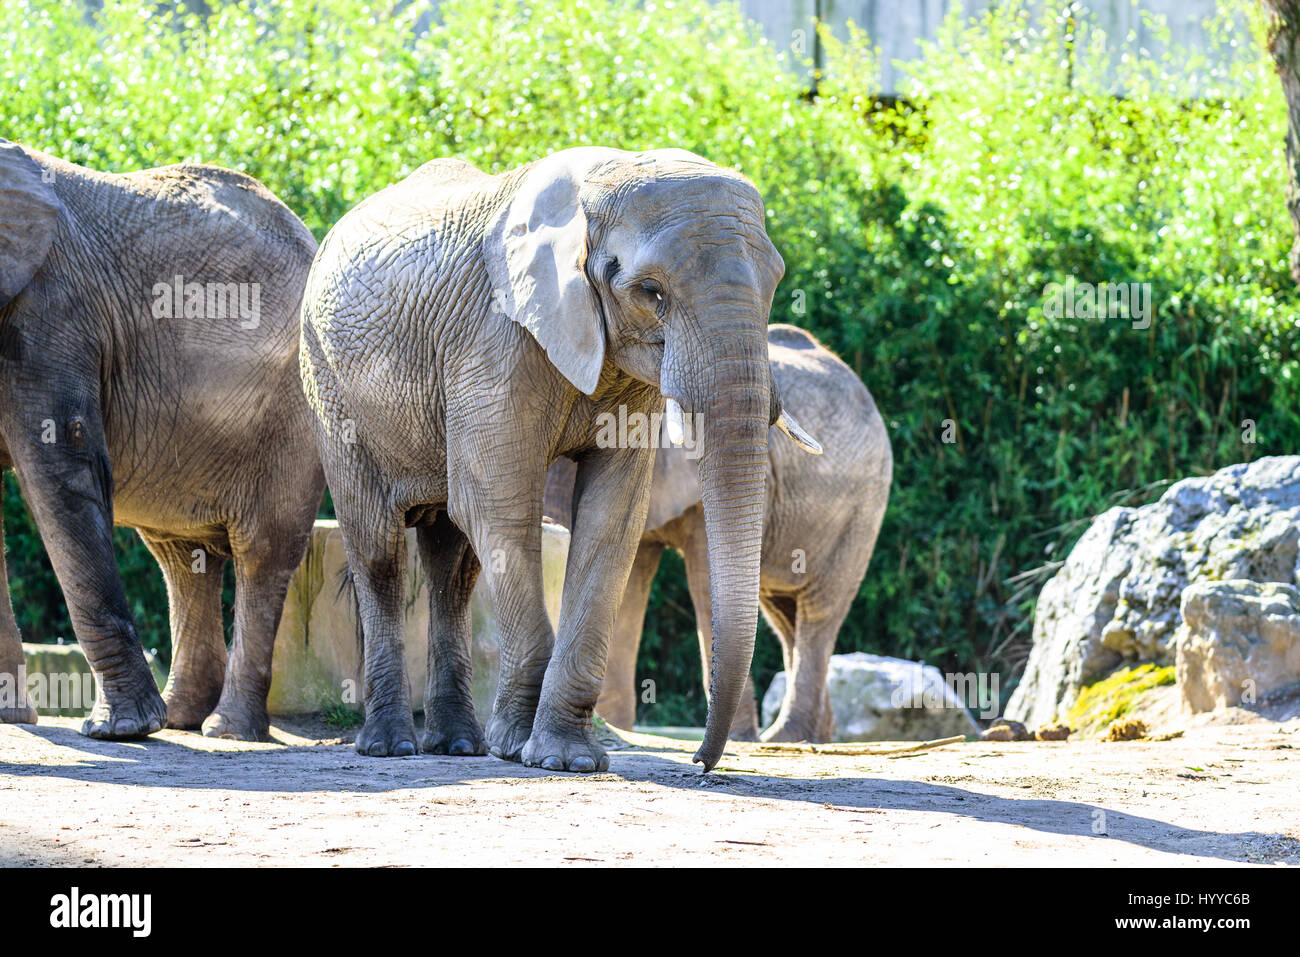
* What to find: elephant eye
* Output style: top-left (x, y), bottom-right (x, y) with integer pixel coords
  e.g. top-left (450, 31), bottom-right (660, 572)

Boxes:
top-left (639, 279), bottom-right (664, 303)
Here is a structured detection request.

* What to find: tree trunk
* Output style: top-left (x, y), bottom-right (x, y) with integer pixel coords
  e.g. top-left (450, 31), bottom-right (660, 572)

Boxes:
top-left (1266, 1), bottom-right (1300, 284)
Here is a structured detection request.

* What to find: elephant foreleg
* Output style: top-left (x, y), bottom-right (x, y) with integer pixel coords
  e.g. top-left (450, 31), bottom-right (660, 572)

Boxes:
top-left (474, 516), bottom-right (551, 762)
top-left (140, 534), bottom-right (228, 731)
top-left (522, 443), bottom-right (656, 772)
top-left (595, 540), bottom-right (664, 730)
top-left (416, 512), bottom-right (486, 755)
top-left (202, 537), bottom-right (300, 741)
top-left (6, 406), bottom-right (164, 739)
top-left (0, 513), bottom-right (36, 724)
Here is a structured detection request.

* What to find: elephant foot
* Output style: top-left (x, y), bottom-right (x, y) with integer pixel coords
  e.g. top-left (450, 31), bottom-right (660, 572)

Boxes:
top-left (729, 723), bottom-right (761, 742)
top-left (1, 700), bottom-right (38, 724)
top-left (202, 704), bottom-right (270, 742)
top-left (760, 718), bottom-right (817, 744)
top-left (521, 721), bottom-right (610, 773)
top-left (81, 686), bottom-right (167, 740)
top-left (421, 711), bottom-right (487, 756)
top-left (163, 691), bottom-right (217, 731)
top-left (355, 706), bottom-right (418, 757)
top-left (485, 709), bottom-right (535, 763)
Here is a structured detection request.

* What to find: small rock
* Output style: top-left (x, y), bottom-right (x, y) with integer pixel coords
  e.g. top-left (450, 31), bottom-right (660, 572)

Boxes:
top-left (1035, 723), bottom-right (1072, 741)
top-left (1104, 718), bottom-right (1147, 741)
top-left (980, 718), bottom-right (1032, 742)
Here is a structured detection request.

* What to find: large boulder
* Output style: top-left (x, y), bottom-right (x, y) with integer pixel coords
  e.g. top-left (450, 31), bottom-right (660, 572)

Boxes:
top-left (1175, 580), bottom-right (1300, 713)
top-left (268, 519), bottom-right (569, 722)
top-left (762, 652), bottom-right (979, 741)
top-left (1008, 456), bottom-right (1300, 726)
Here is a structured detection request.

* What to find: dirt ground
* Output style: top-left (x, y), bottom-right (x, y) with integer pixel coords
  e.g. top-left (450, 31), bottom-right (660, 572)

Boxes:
top-left (2, 714), bottom-right (1298, 867)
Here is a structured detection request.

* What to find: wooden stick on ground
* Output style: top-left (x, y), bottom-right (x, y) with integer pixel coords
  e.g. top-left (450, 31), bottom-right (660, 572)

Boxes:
top-left (609, 727), bottom-right (968, 758)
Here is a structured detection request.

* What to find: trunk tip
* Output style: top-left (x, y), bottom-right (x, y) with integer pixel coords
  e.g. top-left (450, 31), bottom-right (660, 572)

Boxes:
top-left (692, 742), bottom-right (724, 772)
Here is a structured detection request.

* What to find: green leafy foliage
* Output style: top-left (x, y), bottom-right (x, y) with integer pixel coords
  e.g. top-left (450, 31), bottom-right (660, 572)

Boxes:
top-left (0, 0), bottom-right (1294, 723)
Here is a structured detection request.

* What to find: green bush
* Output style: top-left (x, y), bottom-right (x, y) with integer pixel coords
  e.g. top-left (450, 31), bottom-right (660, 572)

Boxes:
top-left (0, 0), bottom-right (1295, 722)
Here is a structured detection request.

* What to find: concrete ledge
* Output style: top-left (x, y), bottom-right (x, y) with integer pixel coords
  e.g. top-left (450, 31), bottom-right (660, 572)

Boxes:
top-left (20, 642), bottom-right (166, 717)
top-left (268, 519), bottom-right (569, 721)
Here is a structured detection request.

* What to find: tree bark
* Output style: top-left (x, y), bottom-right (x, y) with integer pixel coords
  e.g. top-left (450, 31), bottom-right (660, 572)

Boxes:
top-left (1266, 0), bottom-right (1300, 284)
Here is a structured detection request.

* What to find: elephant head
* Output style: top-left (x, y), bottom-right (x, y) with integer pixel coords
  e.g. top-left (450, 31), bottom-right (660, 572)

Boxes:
top-left (485, 147), bottom-right (820, 769)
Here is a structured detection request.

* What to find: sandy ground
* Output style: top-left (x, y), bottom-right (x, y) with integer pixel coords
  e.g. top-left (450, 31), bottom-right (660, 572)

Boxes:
top-left (2, 715), bottom-right (1298, 867)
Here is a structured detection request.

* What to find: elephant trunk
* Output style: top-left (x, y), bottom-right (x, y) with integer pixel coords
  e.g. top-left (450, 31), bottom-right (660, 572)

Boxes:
top-left (690, 325), bottom-right (771, 772)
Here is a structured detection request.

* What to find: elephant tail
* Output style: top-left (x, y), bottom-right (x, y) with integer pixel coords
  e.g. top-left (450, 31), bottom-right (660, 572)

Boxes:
top-left (335, 566), bottom-right (365, 684)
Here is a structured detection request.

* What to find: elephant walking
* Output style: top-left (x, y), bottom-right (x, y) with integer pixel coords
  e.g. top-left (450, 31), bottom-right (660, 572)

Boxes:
top-left (0, 140), bottom-right (324, 740)
top-left (546, 325), bottom-right (892, 741)
top-left (299, 148), bottom-right (820, 771)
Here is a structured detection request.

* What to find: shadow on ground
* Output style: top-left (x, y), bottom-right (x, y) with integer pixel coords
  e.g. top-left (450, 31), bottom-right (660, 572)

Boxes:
top-left (3, 720), bottom-right (1294, 866)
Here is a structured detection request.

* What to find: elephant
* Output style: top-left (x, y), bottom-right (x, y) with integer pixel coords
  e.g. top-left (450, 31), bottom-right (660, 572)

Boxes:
top-left (0, 139), bottom-right (324, 740)
top-left (545, 324), bottom-right (892, 742)
top-left (299, 147), bottom-right (821, 771)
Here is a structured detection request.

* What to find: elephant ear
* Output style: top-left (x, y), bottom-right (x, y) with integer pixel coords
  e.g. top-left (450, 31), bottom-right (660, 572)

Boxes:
top-left (485, 148), bottom-right (627, 396)
top-left (0, 139), bottom-right (59, 311)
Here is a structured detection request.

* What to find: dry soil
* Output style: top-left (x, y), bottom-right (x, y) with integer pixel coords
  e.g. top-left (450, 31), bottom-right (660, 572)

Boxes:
top-left (2, 715), bottom-right (1297, 867)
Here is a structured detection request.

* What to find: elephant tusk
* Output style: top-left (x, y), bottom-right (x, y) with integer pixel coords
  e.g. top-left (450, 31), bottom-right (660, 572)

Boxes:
top-left (663, 397), bottom-right (686, 447)
top-left (776, 410), bottom-right (823, 454)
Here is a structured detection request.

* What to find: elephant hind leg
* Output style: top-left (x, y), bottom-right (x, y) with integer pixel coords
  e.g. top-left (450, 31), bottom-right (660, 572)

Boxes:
top-left (415, 512), bottom-right (486, 756)
top-left (140, 534), bottom-right (228, 730)
top-left (335, 488), bottom-right (418, 758)
top-left (0, 508), bottom-right (36, 724)
top-left (202, 521), bottom-right (313, 742)
top-left (760, 592), bottom-right (845, 744)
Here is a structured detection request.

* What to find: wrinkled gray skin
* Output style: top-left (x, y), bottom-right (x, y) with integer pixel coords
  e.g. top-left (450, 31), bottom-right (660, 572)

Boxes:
top-left (0, 140), bottom-right (324, 740)
top-left (300, 147), bottom-right (820, 771)
top-left (546, 325), bottom-right (891, 741)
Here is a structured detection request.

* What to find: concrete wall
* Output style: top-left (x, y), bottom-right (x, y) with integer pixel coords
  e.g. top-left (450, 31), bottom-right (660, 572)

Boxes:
top-left (267, 519), bottom-right (570, 721)
top-left (734, 0), bottom-right (1228, 94)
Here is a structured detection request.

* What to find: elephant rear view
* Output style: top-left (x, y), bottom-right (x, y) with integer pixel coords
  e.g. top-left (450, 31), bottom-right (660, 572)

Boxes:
top-left (0, 139), bottom-right (324, 740)
top-left (299, 147), bottom-right (821, 771)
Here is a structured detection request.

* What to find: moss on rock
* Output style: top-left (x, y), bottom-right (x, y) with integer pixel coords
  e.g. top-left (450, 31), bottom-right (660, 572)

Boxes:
top-left (1064, 664), bottom-right (1175, 738)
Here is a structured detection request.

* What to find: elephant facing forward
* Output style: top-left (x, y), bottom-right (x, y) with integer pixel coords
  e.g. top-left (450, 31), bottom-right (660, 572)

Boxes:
top-left (546, 324), bottom-right (891, 742)
top-left (299, 148), bottom-right (821, 771)
top-left (0, 140), bottom-right (324, 739)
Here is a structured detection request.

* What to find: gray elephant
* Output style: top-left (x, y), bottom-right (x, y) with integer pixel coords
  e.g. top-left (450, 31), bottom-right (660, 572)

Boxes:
top-left (0, 139), bottom-right (324, 740)
top-left (299, 147), bottom-right (821, 771)
top-left (546, 324), bottom-right (891, 741)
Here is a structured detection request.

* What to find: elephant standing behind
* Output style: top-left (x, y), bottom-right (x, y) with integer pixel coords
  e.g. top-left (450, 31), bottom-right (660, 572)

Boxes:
top-left (546, 324), bottom-right (891, 741)
top-left (0, 139), bottom-right (324, 739)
